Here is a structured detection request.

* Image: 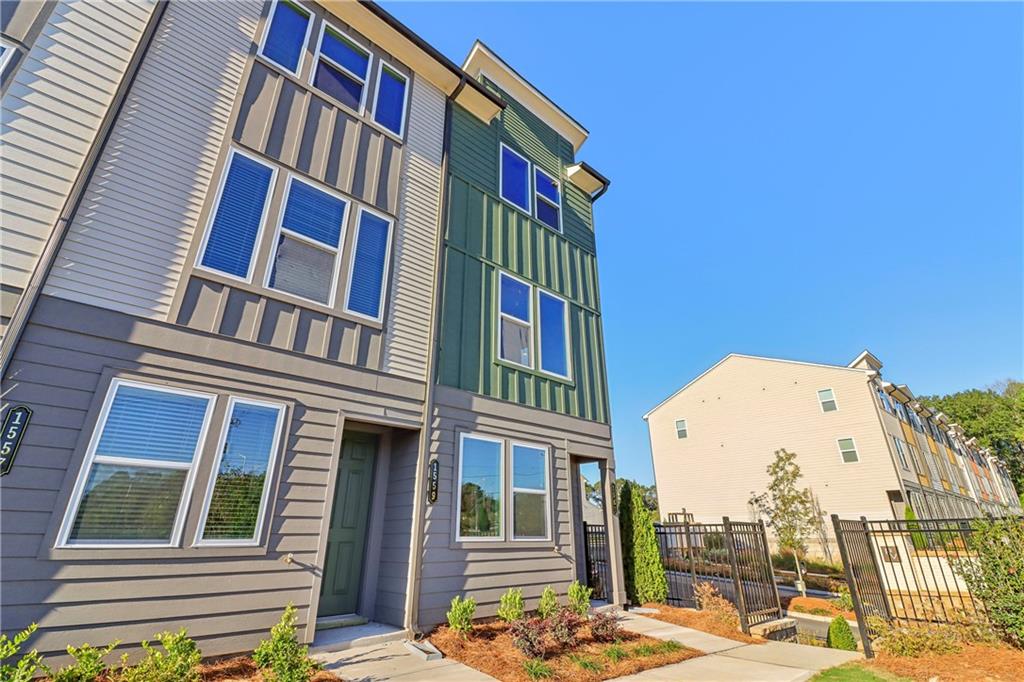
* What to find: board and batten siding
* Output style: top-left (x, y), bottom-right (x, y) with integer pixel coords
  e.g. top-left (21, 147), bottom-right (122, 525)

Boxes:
top-left (418, 385), bottom-right (613, 627)
top-left (648, 356), bottom-right (901, 533)
top-left (0, 295), bottom-right (423, 658)
top-left (1, 0), bottom-right (155, 321)
top-left (42, 0), bottom-right (262, 317)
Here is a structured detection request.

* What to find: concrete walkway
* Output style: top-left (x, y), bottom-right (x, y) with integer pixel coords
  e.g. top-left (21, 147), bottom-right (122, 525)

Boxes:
top-left (316, 639), bottom-right (496, 681)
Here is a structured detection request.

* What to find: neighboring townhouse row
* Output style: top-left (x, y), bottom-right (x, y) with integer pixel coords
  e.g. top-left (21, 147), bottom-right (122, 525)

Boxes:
top-left (0, 0), bottom-right (623, 663)
top-left (644, 352), bottom-right (1021, 554)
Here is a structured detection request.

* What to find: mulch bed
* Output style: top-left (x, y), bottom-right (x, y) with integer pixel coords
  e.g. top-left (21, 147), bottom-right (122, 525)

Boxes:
top-left (783, 596), bottom-right (856, 621)
top-left (196, 657), bottom-right (342, 681)
top-left (430, 621), bottom-right (700, 682)
top-left (863, 644), bottom-right (1024, 681)
top-left (640, 604), bottom-right (763, 645)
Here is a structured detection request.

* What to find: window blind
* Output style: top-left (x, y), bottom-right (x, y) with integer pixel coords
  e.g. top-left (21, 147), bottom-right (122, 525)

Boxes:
top-left (200, 154), bottom-right (274, 278)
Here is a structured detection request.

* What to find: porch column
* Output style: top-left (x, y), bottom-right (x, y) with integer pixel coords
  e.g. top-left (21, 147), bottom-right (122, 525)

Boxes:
top-left (601, 461), bottom-right (628, 606)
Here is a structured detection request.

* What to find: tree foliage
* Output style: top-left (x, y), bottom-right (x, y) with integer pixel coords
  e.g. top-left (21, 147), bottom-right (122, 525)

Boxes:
top-left (953, 518), bottom-right (1024, 647)
top-left (618, 480), bottom-right (668, 604)
top-left (918, 380), bottom-right (1024, 492)
top-left (749, 449), bottom-right (817, 559)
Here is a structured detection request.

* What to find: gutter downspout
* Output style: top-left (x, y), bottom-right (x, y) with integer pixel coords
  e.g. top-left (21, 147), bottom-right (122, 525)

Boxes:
top-left (403, 85), bottom-right (454, 637)
top-left (0, 0), bottom-right (169, 378)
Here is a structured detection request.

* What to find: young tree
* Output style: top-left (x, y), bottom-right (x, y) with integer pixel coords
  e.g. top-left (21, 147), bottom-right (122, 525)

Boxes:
top-left (619, 480), bottom-right (668, 604)
top-left (749, 449), bottom-right (817, 594)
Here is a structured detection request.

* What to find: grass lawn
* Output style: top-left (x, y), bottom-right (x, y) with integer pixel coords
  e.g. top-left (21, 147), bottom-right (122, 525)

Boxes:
top-left (811, 663), bottom-right (909, 682)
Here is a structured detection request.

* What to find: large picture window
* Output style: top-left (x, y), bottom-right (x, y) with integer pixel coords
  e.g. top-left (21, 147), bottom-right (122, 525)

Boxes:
top-left (512, 443), bottom-right (549, 540)
top-left (457, 434), bottom-right (504, 540)
top-left (58, 381), bottom-right (215, 547)
top-left (196, 398), bottom-right (285, 545)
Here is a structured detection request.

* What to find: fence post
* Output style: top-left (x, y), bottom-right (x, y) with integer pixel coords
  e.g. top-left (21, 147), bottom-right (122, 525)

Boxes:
top-left (582, 521), bottom-right (591, 590)
top-left (832, 514), bottom-right (874, 658)
top-left (723, 516), bottom-right (750, 634)
top-left (758, 519), bottom-right (783, 618)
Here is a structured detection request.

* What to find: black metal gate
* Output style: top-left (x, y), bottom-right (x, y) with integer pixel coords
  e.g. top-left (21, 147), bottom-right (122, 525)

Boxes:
top-left (655, 517), bottom-right (782, 632)
top-left (582, 522), bottom-right (612, 601)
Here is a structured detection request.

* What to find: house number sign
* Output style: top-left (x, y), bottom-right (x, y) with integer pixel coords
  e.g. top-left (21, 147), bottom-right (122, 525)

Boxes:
top-left (0, 405), bottom-right (32, 477)
top-left (427, 459), bottom-right (439, 504)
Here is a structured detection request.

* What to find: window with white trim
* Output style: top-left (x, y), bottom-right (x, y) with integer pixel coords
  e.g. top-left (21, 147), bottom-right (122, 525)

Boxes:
top-left (259, 0), bottom-right (312, 76)
top-left (311, 22), bottom-right (371, 112)
top-left (533, 167), bottom-right (561, 231)
top-left (817, 388), bottom-right (837, 412)
top-left (58, 381), bottom-right (215, 546)
top-left (538, 290), bottom-right (570, 378)
top-left (266, 176), bottom-right (348, 305)
top-left (892, 436), bottom-right (909, 469)
top-left (512, 444), bottom-right (549, 540)
top-left (372, 61), bottom-right (408, 136)
top-left (0, 39), bottom-right (17, 74)
top-left (675, 419), bottom-right (688, 439)
top-left (498, 272), bottom-right (532, 367)
top-left (499, 144), bottom-right (530, 212)
top-left (344, 207), bottom-right (393, 321)
top-left (196, 398), bottom-right (285, 544)
top-left (837, 437), bottom-right (859, 463)
top-left (876, 387), bottom-right (892, 413)
top-left (457, 434), bottom-right (504, 540)
top-left (198, 149), bottom-right (276, 281)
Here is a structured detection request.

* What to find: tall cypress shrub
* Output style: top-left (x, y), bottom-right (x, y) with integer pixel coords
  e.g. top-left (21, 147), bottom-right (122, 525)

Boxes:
top-left (905, 505), bottom-right (927, 551)
top-left (619, 480), bottom-right (668, 605)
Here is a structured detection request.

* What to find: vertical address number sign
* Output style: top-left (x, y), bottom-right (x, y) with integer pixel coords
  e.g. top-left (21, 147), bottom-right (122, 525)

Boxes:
top-left (0, 405), bottom-right (32, 477)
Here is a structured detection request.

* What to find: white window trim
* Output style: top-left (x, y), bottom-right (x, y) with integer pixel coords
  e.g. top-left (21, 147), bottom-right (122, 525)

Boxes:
top-left (55, 379), bottom-right (217, 549)
top-left (817, 387), bottom-right (837, 412)
top-left (371, 59), bottom-right (409, 139)
top-left (0, 38), bottom-right (17, 74)
top-left (195, 147), bottom-right (278, 285)
top-left (536, 289), bottom-right (572, 380)
top-left (497, 271), bottom-right (534, 369)
top-left (675, 418), bottom-right (688, 439)
top-left (194, 397), bottom-right (286, 547)
top-left (892, 436), bottom-right (909, 470)
top-left (510, 441), bottom-right (551, 542)
top-left (309, 19), bottom-right (372, 115)
top-left (257, 0), bottom-right (314, 78)
top-left (455, 432), bottom-right (506, 542)
top-left (498, 142), bottom-right (532, 214)
top-left (342, 205), bottom-right (395, 323)
top-left (837, 437), bottom-right (859, 464)
top-left (533, 166), bottom-right (562, 232)
top-left (263, 174), bottom-right (348, 309)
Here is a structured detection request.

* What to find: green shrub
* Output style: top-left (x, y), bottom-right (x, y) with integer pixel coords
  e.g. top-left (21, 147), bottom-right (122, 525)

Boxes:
top-left (588, 611), bottom-right (622, 642)
top-left (549, 608), bottom-right (584, 649)
top-left (118, 629), bottom-right (200, 682)
top-left (252, 605), bottom-right (317, 682)
top-left (536, 586), bottom-right (559, 619)
top-left (567, 580), bottom-right (592, 616)
top-left (521, 658), bottom-right (553, 679)
top-left (953, 517), bottom-right (1024, 647)
top-left (568, 653), bottom-right (601, 672)
top-left (0, 623), bottom-right (44, 682)
top-left (510, 618), bottom-right (548, 659)
top-left (825, 616), bottom-right (857, 651)
top-left (497, 587), bottom-right (524, 623)
top-left (51, 641), bottom-right (119, 682)
top-left (868, 617), bottom-right (962, 657)
top-left (603, 644), bottom-right (629, 663)
top-left (619, 481), bottom-right (668, 604)
top-left (445, 595), bottom-right (476, 637)
top-left (905, 506), bottom-right (927, 551)
top-left (831, 582), bottom-right (854, 612)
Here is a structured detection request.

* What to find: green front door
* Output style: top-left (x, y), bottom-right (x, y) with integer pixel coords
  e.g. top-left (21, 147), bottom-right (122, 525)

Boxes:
top-left (319, 432), bottom-right (378, 617)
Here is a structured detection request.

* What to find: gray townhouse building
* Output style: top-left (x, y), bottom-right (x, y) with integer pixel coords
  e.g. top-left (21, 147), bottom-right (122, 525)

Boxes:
top-left (0, 0), bottom-right (623, 662)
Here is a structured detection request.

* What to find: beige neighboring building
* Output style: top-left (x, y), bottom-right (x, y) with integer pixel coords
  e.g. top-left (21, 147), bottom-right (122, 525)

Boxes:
top-left (644, 352), bottom-right (1022, 555)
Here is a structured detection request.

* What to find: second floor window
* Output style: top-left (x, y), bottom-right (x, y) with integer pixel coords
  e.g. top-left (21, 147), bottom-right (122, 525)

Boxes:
top-left (499, 272), bottom-right (532, 367)
top-left (497, 272), bottom-right (571, 379)
top-left (345, 208), bottom-right (393, 321)
top-left (837, 437), bottom-right (859, 463)
top-left (260, 0), bottom-right (313, 76)
top-left (892, 436), bottom-right (909, 469)
top-left (500, 144), bottom-right (530, 212)
top-left (817, 388), bottom-right (837, 412)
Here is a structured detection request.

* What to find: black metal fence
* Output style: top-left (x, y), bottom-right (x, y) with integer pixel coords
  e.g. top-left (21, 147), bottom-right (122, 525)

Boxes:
top-left (582, 522), bottom-right (612, 601)
top-left (832, 514), bottom-right (1008, 658)
top-left (655, 517), bottom-right (782, 632)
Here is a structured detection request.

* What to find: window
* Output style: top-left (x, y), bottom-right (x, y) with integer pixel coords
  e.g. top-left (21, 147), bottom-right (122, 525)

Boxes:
top-left (311, 23), bottom-right (371, 112)
top-left (498, 273), bottom-right (532, 367)
top-left (372, 61), bottom-right (408, 136)
top-left (266, 176), bottom-right (348, 305)
top-left (344, 207), bottom-right (393, 321)
top-left (512, 444), bottom-right (549, 540)
top-left (58, 381), bottom-right (214, 546)
top-left (876, 388), bottom-right (892, 413)
top-left (499, 144), bottom-right (530, 212)
top-left (457, 434), bottom-right (503, 540)
top-left (196, 398), bottom-right (284, 545)
top-left (533, 167), bottom-right (561, 231)
top-left (675, 419), bottom-right (688, 439)
top-left (538, 290), bottom-right (570, 378)
top-left (837, 437), bottom-right (859, 463)
top-left (198, 150), bottom-right (276, 281)
top-left (259, 0), bottom-right (312, 75)
top-left (0, 39), bottom-right (16, 73)
top-left (817, 388), bottom-right (837, 412)
top-left (892, 436), bottom-right (909, 469)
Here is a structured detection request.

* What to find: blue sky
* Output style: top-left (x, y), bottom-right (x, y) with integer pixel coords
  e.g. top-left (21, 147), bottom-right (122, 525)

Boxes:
top-left (382, 1), bottom-right (1024, 484)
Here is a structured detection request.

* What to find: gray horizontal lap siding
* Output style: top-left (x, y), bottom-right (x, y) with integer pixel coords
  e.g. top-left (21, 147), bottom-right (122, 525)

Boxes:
top-left (0, 295), bottom-right (424, 658)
